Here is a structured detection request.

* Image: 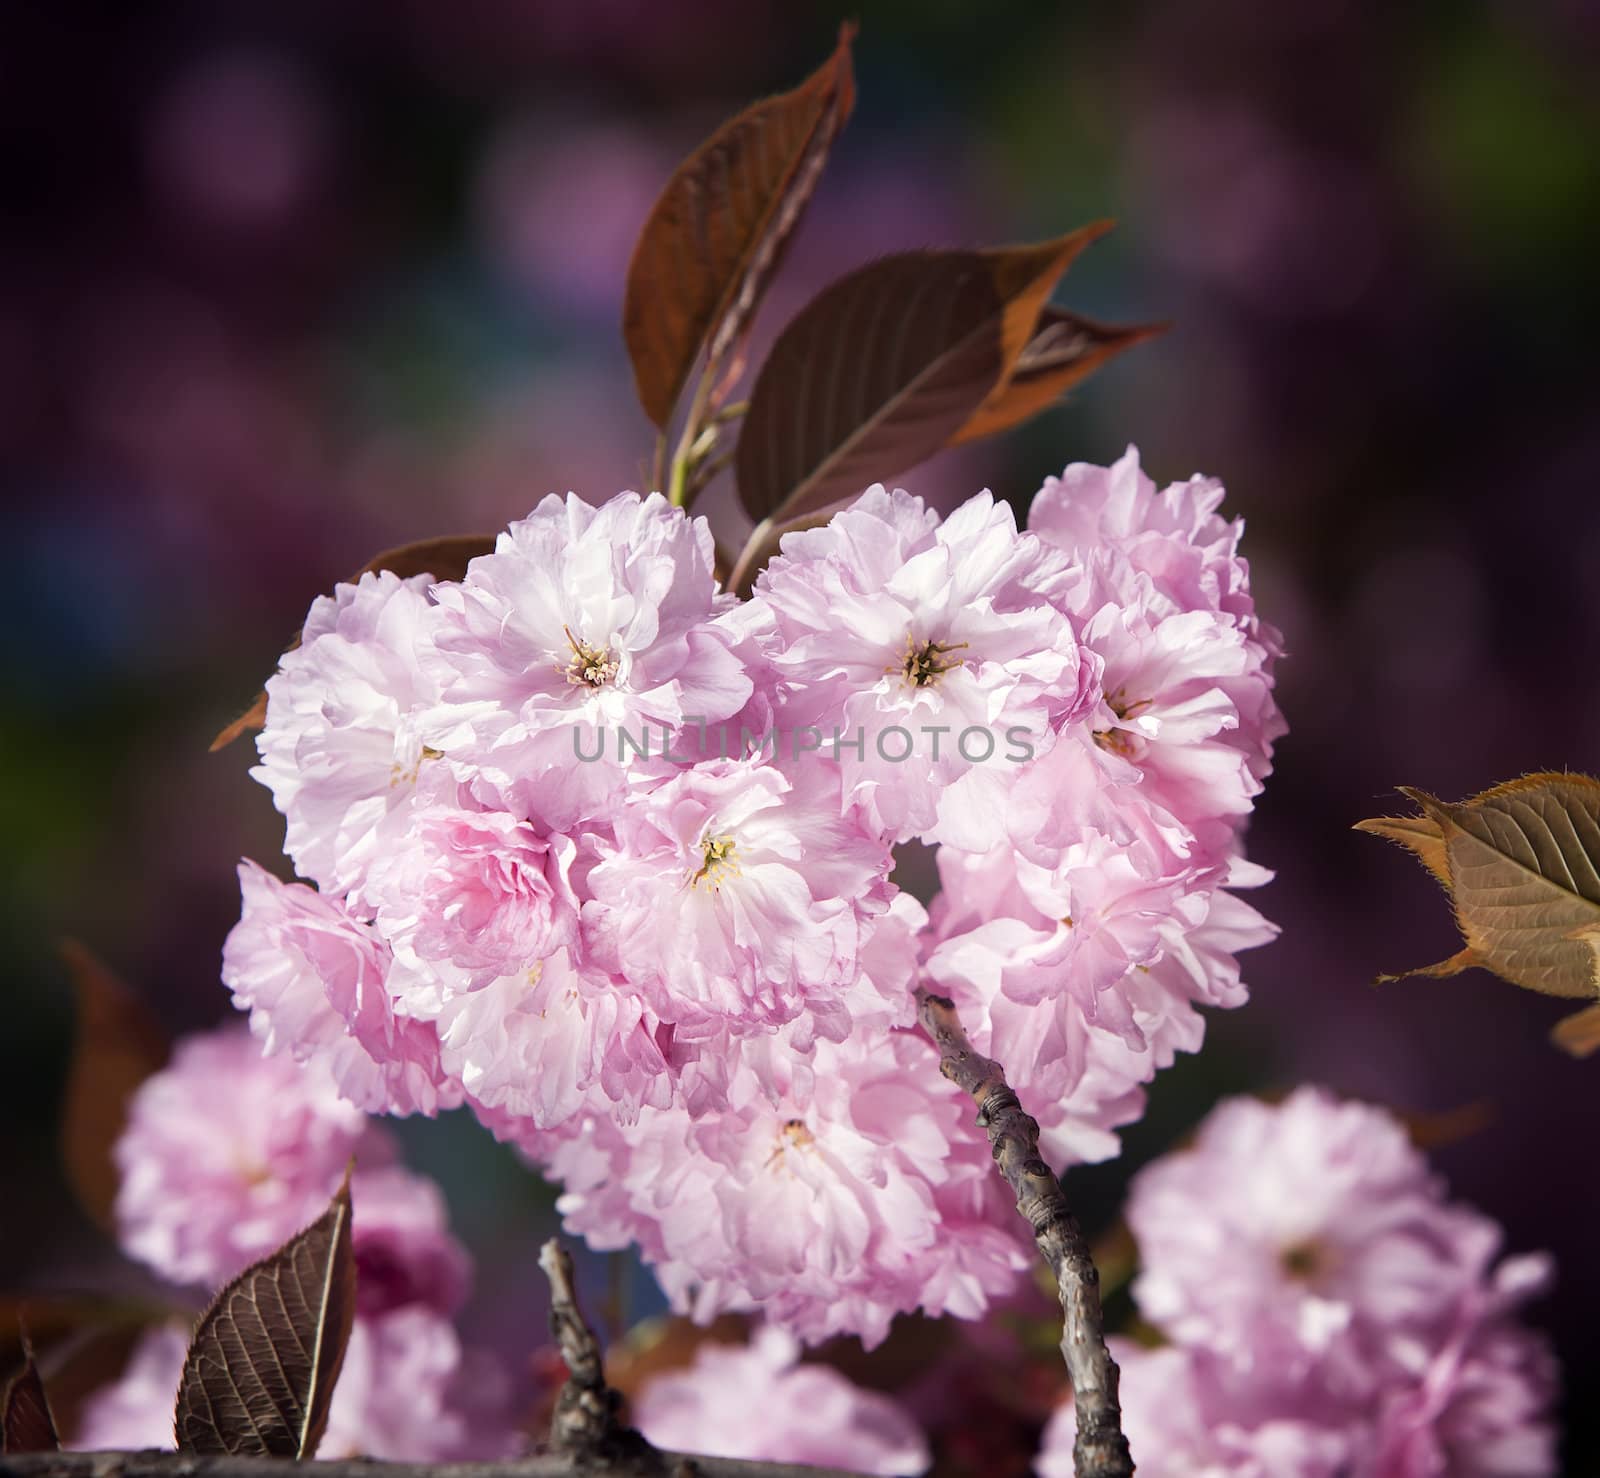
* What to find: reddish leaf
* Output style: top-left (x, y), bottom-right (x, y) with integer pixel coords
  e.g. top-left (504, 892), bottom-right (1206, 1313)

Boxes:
top-left (2, 1345), bottom-right (60, 1454)
top-left (736, 227), bottom-right (1110, 528)
top-left (623, 24), bottom-right (857, 431)
top-left (949, 308), bottom-right (1165, 445)
top-left (58, 941), bottom-right (170, 1233)
top-left (210, 534), bottom-right (496, 751)
top-left (175, 1176), bottom-right (355, 1458)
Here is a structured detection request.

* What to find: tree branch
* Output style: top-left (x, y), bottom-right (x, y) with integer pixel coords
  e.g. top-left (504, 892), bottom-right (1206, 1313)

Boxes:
top-left (538, 1238), bottom-right (619, 1456)
top-left (915, 989), bottom-right (1133, 1478)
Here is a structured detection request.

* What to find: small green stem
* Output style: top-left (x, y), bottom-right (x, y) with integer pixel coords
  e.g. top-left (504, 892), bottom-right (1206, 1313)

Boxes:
top-left (666, 371), bottom-right (717, 508)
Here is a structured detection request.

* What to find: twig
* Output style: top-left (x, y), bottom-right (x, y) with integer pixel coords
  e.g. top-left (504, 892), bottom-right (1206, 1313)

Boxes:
top-left (537, 1238), bottom-right (640, 1461)
top-left (914, 990), bottom-right (1133, 1478)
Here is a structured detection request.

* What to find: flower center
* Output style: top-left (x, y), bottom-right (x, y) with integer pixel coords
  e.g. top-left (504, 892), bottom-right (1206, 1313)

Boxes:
top-left (389, 744), bottom-right (443, 789)
top-left (1094, 688), bottom-right (1151, 757)
top-left (764, 1118), bottom-right (814, 1172)
top-left (689, 833), bottom-right (740, 891)
top-left (1280, 1239), bottom-right (1325, 1281)
top-left (899, 632), bottom-right (968, 688)
top-left (561, 625), bottom-right (619, 688)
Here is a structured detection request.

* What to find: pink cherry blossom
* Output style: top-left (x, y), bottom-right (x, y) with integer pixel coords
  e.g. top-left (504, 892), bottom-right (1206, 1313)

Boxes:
top-left (348, 1164), bottom-right (473, 1318)
top-left (546, 1026), bottom-right (1031, 1348)
top-left (584, 758), bottom-right (894, 1032)
top-left (1029, 446), bottom-right (1284, 853)
top-left (222, 474), bottom-right (1289, 1354)
top-left (113, 1026), bottom-right (468, 1308)
top-left (1036, 1342), bottom-right (1358, 1478)
top-left (751, 486), bottom-right (1096, 845)
top-left (223, 859), bottom-right (455, 1116)
top-left (1370, 1254), bottom-right (1558, 1477)
top-left (429, 944), bottom-right (674, 1134)
top-left (252, 570), bottom-right (450, 898)
top-left (365, 796), bottom-right (582, 988)
top-left (1128, 1089), bottom-right (1544, 1400)
top-left (633, 1325), bottom-right (930, 1474)
top-left (922, 760), bottom-right (1274, 1169)
top-left (425, 491), bottom-right (750, 828)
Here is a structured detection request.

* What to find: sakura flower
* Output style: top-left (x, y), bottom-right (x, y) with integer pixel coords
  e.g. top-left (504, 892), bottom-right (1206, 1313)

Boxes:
top-left (425, 492), bottom-right (750, 828)
top-left (223, 860), bottom-right (455, 1116)
top-left (546, 1027), bottom-right (1031, 1348)
top-left (252, 570), bottom-right (450, 898)
top-left (1370, 1254), bottom-right (1558, 1477)
top-left (584, 758), bottom-right (894, 1032)
top-left (633, 1325), bottom-right (930, 1475)
top-left (114, 1027), bottom-right (384, 1288)
top-left (349, 1165), bottom-right (473, 1318)
top-left (1029, 447), bottom-right (1284, 853)
top-left (113, 1026), bottom-right (468, 1306)
top-left (922, 765), bottom-right (1274, 1168)
top-left (1036, 1342), bottom-right (1358, 1478)
top-left (427, 945), bottom-right (674, 1135)
top-left (751, 487), bottom-right (1096, 845)
top-left (1128, 1089), bottom-right (1540, 1399)
top-left (364, 794), bottom-right (582, 989)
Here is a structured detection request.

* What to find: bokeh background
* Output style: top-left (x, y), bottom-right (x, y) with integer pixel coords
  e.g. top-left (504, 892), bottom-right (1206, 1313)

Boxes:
top-left (5, 0), bottom-right (1599, 1469)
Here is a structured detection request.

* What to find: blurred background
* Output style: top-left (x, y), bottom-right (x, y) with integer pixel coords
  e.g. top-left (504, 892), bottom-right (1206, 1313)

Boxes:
top-left (4, 0), bottom-right (1599, 1468)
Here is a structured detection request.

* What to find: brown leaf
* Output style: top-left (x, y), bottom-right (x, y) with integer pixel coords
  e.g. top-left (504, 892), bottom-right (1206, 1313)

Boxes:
top-left (175, 1176), bottom-right (356, 1458)
top-left (58, 942), bottom-right (170, 1233)
top-left (622, 25), bottom-right (857, 431)
top-left (737, 227), bottom-right (1110, 528)
top-left (1353, 812), bottom-right (1452, 887)
top-left (210, 534), bottom-right (496, 751)
top-left (3, 1346), bottom-right (61, 1454)
top-left (1361, 773), bottom-right (1600, 1007)
top-left (949, 309), bottom-right (1165, 446)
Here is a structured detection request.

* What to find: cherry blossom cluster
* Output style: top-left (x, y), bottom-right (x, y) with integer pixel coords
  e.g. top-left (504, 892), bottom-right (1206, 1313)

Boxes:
top-left (1037, 1088), bottom-right (1559, 1477)
top-left (76, 1028), bottom-right (515, 1459)
top-left (222, 446), bottom-right (1282, 1344)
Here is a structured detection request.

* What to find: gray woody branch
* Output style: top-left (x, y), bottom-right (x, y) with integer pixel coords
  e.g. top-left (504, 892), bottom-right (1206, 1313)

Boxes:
top-left (916, 989), bottom-right (1133, 1478)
